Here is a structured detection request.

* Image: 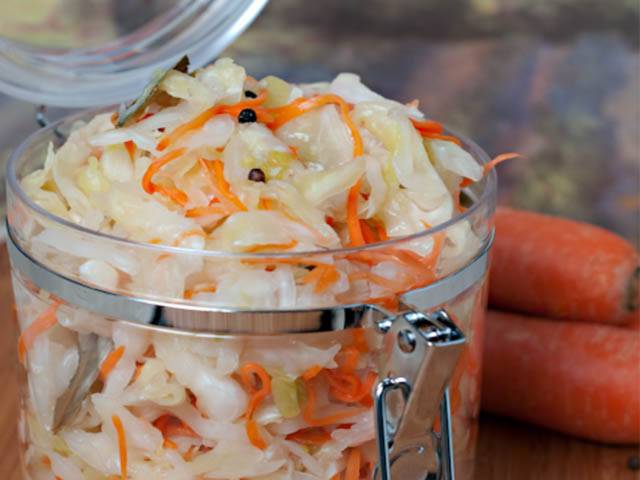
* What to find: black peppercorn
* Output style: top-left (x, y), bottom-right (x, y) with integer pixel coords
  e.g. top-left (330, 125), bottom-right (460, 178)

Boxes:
top-left (244, 90), bottom-right (258, 99)
top-left (248, 168), bottom-right (266, 183)
top-left (238, 108), bottom-right (257, 123)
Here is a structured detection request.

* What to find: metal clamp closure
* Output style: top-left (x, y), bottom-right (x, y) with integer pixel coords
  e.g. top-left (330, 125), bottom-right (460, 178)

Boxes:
top-left (375, 309), bottom-right (465, 480)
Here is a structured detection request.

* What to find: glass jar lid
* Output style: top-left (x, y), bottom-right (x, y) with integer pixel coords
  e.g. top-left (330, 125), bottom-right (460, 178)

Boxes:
top-left (0, 0), bottom-right (267, 107)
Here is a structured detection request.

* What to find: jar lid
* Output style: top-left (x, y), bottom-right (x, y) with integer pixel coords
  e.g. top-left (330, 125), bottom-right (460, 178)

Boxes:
top-left (0, 0), bottom-right (268, 107)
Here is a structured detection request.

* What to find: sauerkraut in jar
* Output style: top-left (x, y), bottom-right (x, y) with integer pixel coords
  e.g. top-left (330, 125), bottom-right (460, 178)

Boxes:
top-left (8, 58), bottom-right (497, 480)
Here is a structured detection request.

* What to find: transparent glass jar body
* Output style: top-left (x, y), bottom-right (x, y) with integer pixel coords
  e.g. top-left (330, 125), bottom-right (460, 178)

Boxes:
top-left (7, 111), bottom-right (496, 480)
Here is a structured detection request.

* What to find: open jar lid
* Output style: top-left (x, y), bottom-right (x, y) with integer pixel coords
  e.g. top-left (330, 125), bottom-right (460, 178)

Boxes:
top-left (0, 0), bottom-right (267, 107)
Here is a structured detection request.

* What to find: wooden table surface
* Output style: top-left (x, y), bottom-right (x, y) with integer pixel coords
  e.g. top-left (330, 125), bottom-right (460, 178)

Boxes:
top-left (0, 246), bottom-right (637, 480)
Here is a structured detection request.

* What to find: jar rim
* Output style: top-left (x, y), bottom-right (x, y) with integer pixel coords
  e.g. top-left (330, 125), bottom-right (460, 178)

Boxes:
top-left (7, 106), bottom-right (497, 259)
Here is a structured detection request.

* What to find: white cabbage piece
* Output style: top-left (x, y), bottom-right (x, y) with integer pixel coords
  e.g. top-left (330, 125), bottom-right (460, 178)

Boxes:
top-left (201, 264), bottom-right (297, 309)
top-left (223, 122), bottom-right (297, 185)
top-left (79, 259), bottom-right (119, 290)
top-left (61, 430), bottom-right (121, 475)
top-left (188, 441), bottom-right (286, 478)
top-left (282, 440), bottom-right (326, 477)
top-left (92, 395), bottom-right (163, 453)
top-left (355, 103), bottom-right (450, 212)
top-left (180, 114), bottom-right (235, 151)
top-left (276, 104), bottom-right (354, 169)
top-left (207, 210), bottom-right (316, 252)
top-left (154, 334), bottom-right (248, 421)
top-left (26, 323), bottom-right (79, 430)
top-left (428, 139), bottom-right (483, 182)
top-left (330, 72), bottom-right (424, 118)
top-left (161, 70), bottom-right (217, 105)
top-left (31, 227), bottom-right (140, 276)
top-left (49, 451), bottom-right (86, 480)
top-left (264, 181), bottom-right (340, 247)
top-left (195, 57), bottom-right (246, 104)
top-left (100, 144), bottom-right (134, 183)
top-left (295, 156), bottom-right (365, 207)
top-left (102, 184), bottom-right (198, 243)
top-left (122, 358), bottom-right (186, 407)
top-left (243, 340), bottom-right (340, 378)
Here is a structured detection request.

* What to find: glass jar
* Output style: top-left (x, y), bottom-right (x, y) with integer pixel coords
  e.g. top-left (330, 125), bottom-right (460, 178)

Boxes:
top-left (6, 109), bottom-right (496, 480)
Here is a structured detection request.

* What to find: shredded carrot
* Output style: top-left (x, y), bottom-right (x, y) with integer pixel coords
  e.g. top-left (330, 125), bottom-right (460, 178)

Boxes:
top-left (363, 295), bottom-right (399, 311)
top-left (184, 205), bottom-right (228, 218)
top-left (359, 220), bottom-right (377, 244)
top-left (352, 328), bottom-right (369, 353)
top-left (268, 94), bottom-right (363, 157)
top-left (153, 414), bottom-right (199, 439)
top-left (154, 184), bottom-right (189, 207)
top-left (142, 147), bottom-right (187, 193)
top-left (375, 222), bottom-right (389, 241)
top-left (460, 152), bottom-right (521, 188)
top-left (239, 363), bottom-right (272, 450)
top-left (327, 371), bottom-right (361, 403)
top-left (243, 239), bottom-right (298, 253)
top-left (246, 419), bottom-right (267, 450)
top-left (124, 140), bottom-right (136, 160)
top-left (157, 92), bottom-right (268, 151)
top-left (336, 346), bottom-right (360, 374)
top-left (18, 301), bottom-right (61, 364)
top-left (184, 284), bottom-right (217, 299)
top-left (172, 229), bottom-right (207, 246)
top-left (132, 362), bottom-right (144, 382)
top-left (257, 197), bottom-right (275, 210)
top-left (356, 371), bottom-right (378, 407)
top-left (163, 438), bottom-right (178, 450)
top-left (111, 415), bottom-right (127, 480)
top-left (424, 132), bottom-right (463, 146)
top-left (410, 118), bottom-right (444, 135)
top-left (201, 159), bottom-right (247, 211)
top-left (301, 264), bottom-right (340, 294)
top-left (99, 346), bottom-right (125, 382)
top-left (182, 445), bottom-right (197, 461)
top-left (345, 448), bottom-right (361, 480)
top-left (347, 179), bottom-right (365, 247)
top-left (286, 427), bottom-right (331, 446)
top-left (301, 364), bottom-right (323, 381)
top-left (157, 107), bottom-right (224, 151)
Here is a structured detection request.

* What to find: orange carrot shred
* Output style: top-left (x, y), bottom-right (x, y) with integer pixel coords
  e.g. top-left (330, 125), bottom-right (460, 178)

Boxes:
top-left (184, 205), bottom-right (228, 218)
top-left (112, 415), bottom-right (127, 480)
top-left (156, 92), bottom-right (268, 151)
top-left (124, 140), bottom-right (136, 160)
top-left (460, 152), bottom-right (521, 188)
top-left (153, 414), bottom-right (200, 439)
top-left (410, 118), bottom-right (444, 135)
top-left (347, 179), bottom-right (365, 247)
top-left (374, 222), bottom-right (388, 242)
top-left (99, 346), bottom-right (126, 382)
top-left (163, 438), bottom-right (178, 450)
top-left (243, 239), bottom-right (298, 253)
top-left (360, 220), bottom-right (377, 244)
top-left (345, 448), bottom-right (361, 480)
top-left (142, 148), bottom-right (187, 203)
top-left (239, 363), bottom-right (272, 450)
top-left (202, 159), bottom-right (247, 211)
top-left (246, 419), bottom-right (267, 450)
top-left (301, 365), bottom-right (323, 381)
top-left (18, 301), bottom-right (61, 364)
top-left (424, 132), bottom-right (463, 146)
top-left (184, 284), bottom-right (217, 299)
top-left (286, 427), bottom-right (331, 446)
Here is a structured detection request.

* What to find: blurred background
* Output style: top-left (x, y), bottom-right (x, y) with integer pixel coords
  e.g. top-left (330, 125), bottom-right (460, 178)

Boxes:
top-left (0, 0), bottom-right (637, 246)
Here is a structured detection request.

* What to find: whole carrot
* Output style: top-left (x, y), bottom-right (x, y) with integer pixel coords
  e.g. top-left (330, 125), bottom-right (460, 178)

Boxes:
top-left (490, 207), bottom-right (639, 325)
top-left (482, 310), bottom-right (640, 444)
